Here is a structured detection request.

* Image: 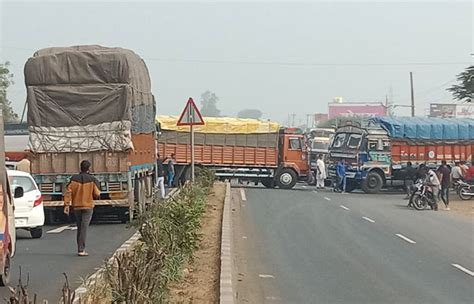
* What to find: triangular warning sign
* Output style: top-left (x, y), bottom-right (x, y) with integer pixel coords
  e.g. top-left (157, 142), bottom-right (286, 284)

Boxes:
top-left (177, 97), bottom-right (205, 126)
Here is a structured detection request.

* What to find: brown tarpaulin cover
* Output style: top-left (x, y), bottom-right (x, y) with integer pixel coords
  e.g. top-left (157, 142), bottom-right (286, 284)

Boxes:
top-left (26, 45), bottom-right (156, 153)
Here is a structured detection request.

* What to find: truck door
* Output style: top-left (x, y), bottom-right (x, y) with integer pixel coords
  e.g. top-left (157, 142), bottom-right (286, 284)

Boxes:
top-left (283, 135), bottom-right (308, 174)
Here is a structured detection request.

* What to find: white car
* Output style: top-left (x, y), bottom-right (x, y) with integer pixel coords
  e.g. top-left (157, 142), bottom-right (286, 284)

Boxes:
top-left (7, 170), bottom-right (45, 238)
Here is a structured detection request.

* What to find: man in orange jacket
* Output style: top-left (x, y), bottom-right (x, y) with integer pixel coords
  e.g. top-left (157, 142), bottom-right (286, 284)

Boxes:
top-left (64, 160), bottom-right (100, 256)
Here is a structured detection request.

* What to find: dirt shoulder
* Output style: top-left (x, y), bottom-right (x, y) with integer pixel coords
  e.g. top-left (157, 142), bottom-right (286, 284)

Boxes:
top-left (169, 182), bottom-right (226, 303)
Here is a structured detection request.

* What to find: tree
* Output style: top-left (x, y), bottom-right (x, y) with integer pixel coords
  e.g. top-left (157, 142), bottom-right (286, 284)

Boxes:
top-left (200, 90), bottom-right (221, 117)
top-left (0, 61), bottom-right (19, 122)
top-left (237, 109), bottom-right (263, 119)
top-left (447, 65), bottom-right (473, 103)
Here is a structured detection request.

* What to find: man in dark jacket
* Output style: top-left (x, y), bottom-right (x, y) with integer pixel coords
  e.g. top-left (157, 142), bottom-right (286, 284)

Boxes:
top-left (403, 162), bottom-right (416, 199)
top-left (64, 160), bottom-right (100, 256)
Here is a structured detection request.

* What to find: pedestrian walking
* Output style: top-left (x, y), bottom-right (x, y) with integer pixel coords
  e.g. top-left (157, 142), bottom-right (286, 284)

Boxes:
top-left (155, 154), bottom-right (165, 199)
top-left (167, 153), bottom-right (176, 187)
top-left (64, 160), bottom-right (100, 256)
top-left (437, 160), bottom-right (451, 210)
top-left (335, 159), bottom-right (347, 193)
top-left (402, 162), bottom-right (416, 199)
top-left (316, 154), bottom-right (326, 189)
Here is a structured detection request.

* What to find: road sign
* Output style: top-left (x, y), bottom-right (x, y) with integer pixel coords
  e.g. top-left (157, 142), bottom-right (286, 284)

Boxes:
top-left (177, 97), bottom-right (205, 126)
top-left (177, 98), bottom-right (205, 182)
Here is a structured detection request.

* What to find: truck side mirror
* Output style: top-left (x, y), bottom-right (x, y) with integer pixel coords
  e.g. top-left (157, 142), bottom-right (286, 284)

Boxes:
top-left (14, 186), bottom-right (24, 199)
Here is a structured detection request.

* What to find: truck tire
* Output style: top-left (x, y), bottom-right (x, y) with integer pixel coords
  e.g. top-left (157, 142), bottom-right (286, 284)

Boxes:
top-left (276, 169), bottom-right (297, 189)
top-left (362, 172), bottom-right (383, 194)
top-left (0, 252), bottom-right (11, 287)
top-left (261, 178), bottom-right (276, 189)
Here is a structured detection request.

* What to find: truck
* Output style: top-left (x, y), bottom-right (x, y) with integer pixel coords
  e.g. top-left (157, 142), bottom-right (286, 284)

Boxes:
top-left (306, 128), bottom-right (334, 183)
top-left (25, 45), bottom-right (157, 223)
top-left (157, 116), bottom-right (309, 189)
top-left (328, 117), bottom-right (474, 193)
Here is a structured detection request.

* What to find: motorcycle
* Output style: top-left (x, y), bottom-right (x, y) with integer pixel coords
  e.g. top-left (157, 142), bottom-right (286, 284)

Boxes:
top-left (411, 181), bottom-right (438, 211)
top-left (408, 178), bottom-right (424, 207)
top-left (456, 180), bottom-right (474, 200)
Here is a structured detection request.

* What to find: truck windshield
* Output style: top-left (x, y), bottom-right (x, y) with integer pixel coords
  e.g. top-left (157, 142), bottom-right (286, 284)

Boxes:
top-left (347, 134), bottom-right (362, 148)
top-left (332, 133), bottom-right (346, 148)
top-left (312, 141), bottom-right (329, 150)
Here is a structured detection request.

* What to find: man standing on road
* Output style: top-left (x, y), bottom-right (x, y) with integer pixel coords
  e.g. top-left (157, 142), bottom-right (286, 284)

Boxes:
top-left (402, 162), bottom-right (416, 200)
top-left (335, 159), bottom-right (347, 193)
top-left (426, 168), bottom-right (441, 211)
top-left (167, 153), bottom-right (176, 187)
top-left (64, 160), bottom-right (100, 256)
top-left (437, 160), bottom-right (451, 211)
top-left (316, 154), bottom-right (326, 189)
top-left (451, 161), bottom-right (464, 183)
top-left (155, 154), bottom-right (165, 199)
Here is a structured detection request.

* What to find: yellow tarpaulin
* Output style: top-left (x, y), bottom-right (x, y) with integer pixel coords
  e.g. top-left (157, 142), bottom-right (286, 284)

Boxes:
top-left (157, 115), bottom-right (280, 134)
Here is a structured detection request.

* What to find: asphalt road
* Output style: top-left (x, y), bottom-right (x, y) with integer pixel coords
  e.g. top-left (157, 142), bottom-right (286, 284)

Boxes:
top-left (0, 218), bottom-right (136, 302)
top-left (235, 184), bottom-right (474, 304)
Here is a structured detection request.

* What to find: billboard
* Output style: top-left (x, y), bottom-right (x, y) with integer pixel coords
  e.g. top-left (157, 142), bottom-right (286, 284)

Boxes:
top-left (430, 103), bottom-right (473, 118)
top-left (328, 102), bottom-right (387, 119)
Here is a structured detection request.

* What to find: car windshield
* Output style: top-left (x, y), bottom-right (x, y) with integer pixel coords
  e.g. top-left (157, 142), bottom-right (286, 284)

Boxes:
top-left (9, 175), bottom-right (37, 193)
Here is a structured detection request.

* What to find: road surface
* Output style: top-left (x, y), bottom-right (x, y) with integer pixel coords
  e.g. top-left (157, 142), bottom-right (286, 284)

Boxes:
top-left (233, 184), bottom-right (474, 304)
top-left (0, 219), bottom-right (135, 302)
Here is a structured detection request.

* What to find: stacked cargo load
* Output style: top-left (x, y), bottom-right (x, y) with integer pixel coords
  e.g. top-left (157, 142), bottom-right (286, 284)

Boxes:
top-left (25, 45), bottom-right (156, 222)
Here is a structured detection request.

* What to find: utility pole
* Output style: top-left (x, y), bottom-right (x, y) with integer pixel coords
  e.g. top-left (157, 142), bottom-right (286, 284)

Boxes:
top-left (410, 72), bottom-right (415, 117)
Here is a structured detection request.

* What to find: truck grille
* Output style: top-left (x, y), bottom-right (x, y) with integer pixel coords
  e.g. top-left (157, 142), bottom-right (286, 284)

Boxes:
top-left (108, 182), bottom-right (122, 192)
top-left (40, 183), bottom-right (54, 193)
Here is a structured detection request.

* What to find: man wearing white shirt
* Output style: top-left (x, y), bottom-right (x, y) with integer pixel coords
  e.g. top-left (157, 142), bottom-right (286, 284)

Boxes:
top-left (316, 154), bottom-right (326, 189)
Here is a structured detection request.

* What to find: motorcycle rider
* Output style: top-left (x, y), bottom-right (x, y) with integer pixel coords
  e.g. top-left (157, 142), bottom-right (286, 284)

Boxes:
top-left (426, 168), bottom-right (441, 211)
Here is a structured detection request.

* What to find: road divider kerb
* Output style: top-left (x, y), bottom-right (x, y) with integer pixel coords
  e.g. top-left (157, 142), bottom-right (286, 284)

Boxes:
top-left (395, 233), bottom-right (416, 244)
top-left (220, 182), bottom-right (235, 304)
top-left (71, 187), bottom-right (180, 304)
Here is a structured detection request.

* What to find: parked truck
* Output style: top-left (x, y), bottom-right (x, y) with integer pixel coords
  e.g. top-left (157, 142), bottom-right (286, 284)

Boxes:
top-left (328, 117), bottom-right (474, 193)
top-left (157, 116), bottom-right (309, 189)
top-left (25, 45), bottom-right (156, 223)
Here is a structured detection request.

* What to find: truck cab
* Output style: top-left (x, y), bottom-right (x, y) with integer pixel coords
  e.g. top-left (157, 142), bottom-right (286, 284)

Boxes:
top-left (274, 129), bottom-right (309, 189)
top-left (328, 123), bottom-right (391, 193)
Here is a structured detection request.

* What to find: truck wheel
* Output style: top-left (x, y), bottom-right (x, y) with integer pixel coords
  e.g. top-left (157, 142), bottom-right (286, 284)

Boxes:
top-left (362, 172), bottom-right (383, 194)
top-left (276, 169), bottom-right (297, 189)
top-left (0, 252), bottom-right (11, 286)
top-left (261, 178), bottom-right (276, 189)
top-left (30, 227), bottom-right (43, 239)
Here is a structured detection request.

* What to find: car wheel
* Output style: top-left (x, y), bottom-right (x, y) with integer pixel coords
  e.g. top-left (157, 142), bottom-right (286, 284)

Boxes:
top-left (30, 227), bottom-right (43, 239)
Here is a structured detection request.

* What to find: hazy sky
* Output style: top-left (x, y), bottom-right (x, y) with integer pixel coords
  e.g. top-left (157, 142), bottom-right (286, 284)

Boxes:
top-left (0, 0), bottom-right (473, 124)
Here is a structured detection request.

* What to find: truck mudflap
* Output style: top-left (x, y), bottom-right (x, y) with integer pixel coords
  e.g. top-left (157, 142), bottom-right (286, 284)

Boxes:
top-left (43, 199), bottom-right (129, 207)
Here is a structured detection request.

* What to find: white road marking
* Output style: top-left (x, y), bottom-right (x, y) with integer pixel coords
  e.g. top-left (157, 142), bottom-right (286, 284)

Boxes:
top-left (240, 188), bottom-right (247, 201)
top-left (312, 190), bottom-right (318, 194)
top-left (265, 296), bottom-right (281, 301)
top-left (362, 216), bottom-right (375, 223)
top-left (47, 225), bottom-right (75, 234)
top-left (324, 197), bottom-right (331, 201)
top-left (451, 264), bottom-right (474, 277)
top-left (242, 236), bottom-right (248, 239)
top-left (258, 274), bottom-right (275, 279)
top-left (302, 185), bottom-right (307, 189)
top-left (339, 205), bottom-right (350, 210)
top-left (396, 233), bottom-right (416, 244)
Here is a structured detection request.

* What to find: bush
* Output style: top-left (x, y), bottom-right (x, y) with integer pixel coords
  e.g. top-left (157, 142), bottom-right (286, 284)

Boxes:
top-left (82, 168), bottom-right (216, 303)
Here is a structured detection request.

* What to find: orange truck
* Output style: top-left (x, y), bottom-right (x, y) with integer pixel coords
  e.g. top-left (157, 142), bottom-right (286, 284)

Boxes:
top-left (157, 116), bottom-right (309, 189)
top-left (24, 46), bottom-right (156, 223)
top-left (328, 117), bottom-right (474, 193)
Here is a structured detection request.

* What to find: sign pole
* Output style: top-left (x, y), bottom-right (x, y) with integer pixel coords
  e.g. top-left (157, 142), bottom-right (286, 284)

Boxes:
top-left (191, 124), bottom-right (195, 182)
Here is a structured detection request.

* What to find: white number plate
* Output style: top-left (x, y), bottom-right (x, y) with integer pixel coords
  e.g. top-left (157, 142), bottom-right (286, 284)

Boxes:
top-left (15, 218), bottom-right (28, 226)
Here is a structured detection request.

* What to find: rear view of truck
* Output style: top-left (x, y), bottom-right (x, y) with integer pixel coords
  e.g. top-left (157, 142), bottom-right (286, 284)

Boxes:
top-left (25, 45), bottom-right (156, 223)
